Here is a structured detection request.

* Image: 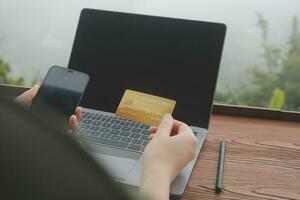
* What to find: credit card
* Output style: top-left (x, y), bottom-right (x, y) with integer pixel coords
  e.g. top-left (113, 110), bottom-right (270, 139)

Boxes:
top-left (115, 90), bottom-right (176, 126)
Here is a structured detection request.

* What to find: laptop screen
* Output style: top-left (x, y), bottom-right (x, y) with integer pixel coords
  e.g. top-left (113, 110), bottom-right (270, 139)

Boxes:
top-left (69, 9), bottom-right (226, 128)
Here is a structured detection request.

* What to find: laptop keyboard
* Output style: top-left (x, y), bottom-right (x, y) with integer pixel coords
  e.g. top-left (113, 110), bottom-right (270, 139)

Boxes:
top-left (76, 111), bottom-right (151, 153)
top-left (76, 111), bottom-right (199, 153)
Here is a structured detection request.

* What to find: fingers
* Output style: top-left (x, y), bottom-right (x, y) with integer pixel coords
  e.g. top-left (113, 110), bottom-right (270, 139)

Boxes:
top-left (156, 114), bottom-right (174, 136)
top-left (171, 124), bottom-right (198, 161)
top-left (26, 84), bottom-right (40, 102)
top-left (75, 106), bottom-right (82, 119)
top-left (149, 126), bottom-right (157, 133)
top-left (148, 134), bottom-right (154, 141)
top-left (69, 115), bottom-right (79, 132)
top-left (15, 84), bottom-right (40, 108)
top-left (173, 125), bottom-right (197, 146)
top-left (172, 120), bottom-right (190, 134)
top-left (150, 119), bottom-right (189, 136)
top-left (68, 107), bottom-right (82, 134)
top-left (30, 84), bottom-right (40, 94)
top-left (149, 117), bottom-right (188, 135)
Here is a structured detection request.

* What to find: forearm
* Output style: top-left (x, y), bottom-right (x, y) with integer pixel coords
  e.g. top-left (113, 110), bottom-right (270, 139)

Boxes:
top-left (140, 166), bottom-right (171, 200)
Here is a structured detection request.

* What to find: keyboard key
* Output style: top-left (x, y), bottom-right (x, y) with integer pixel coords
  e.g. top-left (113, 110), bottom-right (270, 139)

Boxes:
top-left (95, 116), bottom-right (103, 121)
top-left (100, 117), bottom-right (110, 122)
top-left (100, 116), bottom-right (107, 120)
top-left (99, 127), bottom-right (110, 133)
top-left (142, 130), bottom-right (150, 135)
top-left (102, 123), bottom-right (112, 128)
top-left (121, 137), bottom-right (132, 143)
top-left (92, 121), bottom-right (102, 126)
top-left (90, 126), bottom-right (100, 131)
top-left (80, 124), bottom-right (91, 129)
top-left (121, 127), bottom-right (131, 131)
top-left (119, 121), bottom-right (126, 126)
top-left (142, 141), bottom-right (148, 146)
top-left (86, 114), bottom-right (92, 119)
top-left (123, 122), bottom-right (131, 127)
top-left (111, 119), bottom-right (120, 124)
top-left (128, 123), bottom-right (136, 128)
top-left (131, 128), bottom-right (142, 133)
top-left (82, 119), bottom-right (92, 124)
top-left (133, 123), bottom-right (141, 127)
top-left (120, 131), bottom-right (130, 136)
top-left (111, 125), bottom-right (122, 130)
top-left (141, 135), bottom-right (149, 140)
top-left (79, 135), bottom-right (129, 148)
top-left (131, 139), bottom-right (143, 145)
top-left (111, 135), bottom-right (121, 140)
top-left (140, 124), bottom-right (150, 129)
top-left (100, 133), bottom-right (110, 138)
top-left (128, 144), bottom-right (142, 151)
top-left (110, 130), bottom-right (120, 135)
top-left (130, 133), bottom-right (141, 139)
top-left (90, 131), bottom-right (101, 137)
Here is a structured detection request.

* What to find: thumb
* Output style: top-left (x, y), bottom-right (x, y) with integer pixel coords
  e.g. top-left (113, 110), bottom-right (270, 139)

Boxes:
top-left (69, 115), bottom-right (79, 132)
top-left (15, 84), bottom-right (40, 108)
top-left (156, 114), bottom-right (174, 136)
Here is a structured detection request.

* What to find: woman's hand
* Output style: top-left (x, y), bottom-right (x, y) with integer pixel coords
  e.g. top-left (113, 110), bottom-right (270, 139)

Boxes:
top-left (15, 85), bottom-right (81, 132)
top-left (68, 107), bottom-right (82, 132)
top-left (15, 85), bottom-right (40, 108)
top-left (140, 114), bottom-right (198, 200)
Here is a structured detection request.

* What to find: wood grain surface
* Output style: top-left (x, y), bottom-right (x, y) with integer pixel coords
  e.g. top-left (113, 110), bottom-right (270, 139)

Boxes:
top-left (1, 85), bottom-right (299, 199)
top-left (182, 115), bottom-right (300, 200)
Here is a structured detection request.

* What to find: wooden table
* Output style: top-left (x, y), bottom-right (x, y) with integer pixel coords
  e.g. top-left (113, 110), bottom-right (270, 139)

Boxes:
top-left (1, 85), bottom-right (299, 199)
top-left (182, 115), bottom-right (300, 200)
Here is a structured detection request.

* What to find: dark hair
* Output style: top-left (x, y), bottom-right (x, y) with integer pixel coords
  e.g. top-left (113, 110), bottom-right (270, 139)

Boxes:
top-left (0, 96), bottom-right (134, 200)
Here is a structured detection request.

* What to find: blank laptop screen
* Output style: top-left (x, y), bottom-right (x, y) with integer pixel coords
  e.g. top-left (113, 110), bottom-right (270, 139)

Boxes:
top-left (69, 9), bottom-right (226, 128)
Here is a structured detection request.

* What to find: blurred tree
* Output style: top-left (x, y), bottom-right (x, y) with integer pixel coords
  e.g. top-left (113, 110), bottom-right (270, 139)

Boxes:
top-left (278, 17), bottom-right (300, 110)
top-left (215, 15), bottom-right (300, 111)
top-left (0, 58), bottom-right (24, 86)
top-left (269, 89), bottom-right (285, 109)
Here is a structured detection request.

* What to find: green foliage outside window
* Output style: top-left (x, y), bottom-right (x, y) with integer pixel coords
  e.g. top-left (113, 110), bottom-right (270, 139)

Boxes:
top-left (215, 15), bottom-right (300, 111)
top-left (0, 59), bottom-right (24, 86)
top-left (1, 14), bottom-right (300, 111)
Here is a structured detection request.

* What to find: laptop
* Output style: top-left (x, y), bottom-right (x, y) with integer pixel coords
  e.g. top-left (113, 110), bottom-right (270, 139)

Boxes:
top-left (68, 8), bottom-right (226, 198)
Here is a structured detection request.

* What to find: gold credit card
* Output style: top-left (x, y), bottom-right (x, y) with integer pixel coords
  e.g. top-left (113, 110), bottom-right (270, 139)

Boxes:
top-left (115, 90), bottom-right (176, 126)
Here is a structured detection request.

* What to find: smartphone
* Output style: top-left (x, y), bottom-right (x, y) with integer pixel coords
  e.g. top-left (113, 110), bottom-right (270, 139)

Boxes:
top-left (30, 66), bottom-right (89, 130)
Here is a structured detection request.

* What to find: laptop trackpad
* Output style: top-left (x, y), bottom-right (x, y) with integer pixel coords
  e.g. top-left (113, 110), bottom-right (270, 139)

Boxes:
top-left (90, 152), bottom-right (138, 181)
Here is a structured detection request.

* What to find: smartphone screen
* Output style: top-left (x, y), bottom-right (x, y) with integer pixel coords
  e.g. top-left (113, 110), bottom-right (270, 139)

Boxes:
top-left (30, 66), bottom-right (89, 130)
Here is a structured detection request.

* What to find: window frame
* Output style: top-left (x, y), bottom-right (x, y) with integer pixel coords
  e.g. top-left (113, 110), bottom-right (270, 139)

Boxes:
top-left (1, 83), bottom-right (300, 122)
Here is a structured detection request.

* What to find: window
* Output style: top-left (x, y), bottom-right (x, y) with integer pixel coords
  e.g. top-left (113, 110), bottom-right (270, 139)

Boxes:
top-left (0, 0), bottom-right (299, 111)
